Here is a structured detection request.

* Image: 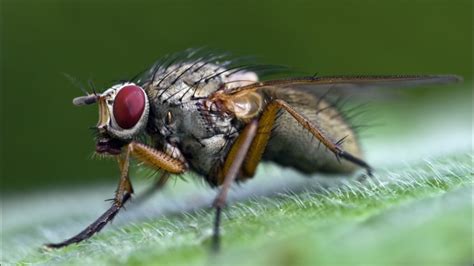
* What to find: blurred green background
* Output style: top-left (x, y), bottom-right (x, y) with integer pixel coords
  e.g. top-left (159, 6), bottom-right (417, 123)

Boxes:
top-left (1, 0), bottom-right (472, 192)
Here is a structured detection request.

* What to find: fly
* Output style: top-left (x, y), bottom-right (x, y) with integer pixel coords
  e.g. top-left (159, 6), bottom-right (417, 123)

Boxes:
top-left (45, 49), bottom-right (461, 251)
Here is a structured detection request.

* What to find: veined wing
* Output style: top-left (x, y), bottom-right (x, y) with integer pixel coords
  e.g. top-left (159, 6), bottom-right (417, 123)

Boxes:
top-left (226, 75), bottom-right (462, 95)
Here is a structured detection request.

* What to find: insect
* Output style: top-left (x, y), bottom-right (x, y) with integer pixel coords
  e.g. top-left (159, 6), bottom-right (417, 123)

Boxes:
top-left (45, 49), bottom-right (460, 251)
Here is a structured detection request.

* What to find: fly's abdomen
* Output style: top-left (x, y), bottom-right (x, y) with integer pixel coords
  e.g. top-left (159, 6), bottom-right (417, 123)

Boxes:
top-left (263, 89), bottom-right (362, 174)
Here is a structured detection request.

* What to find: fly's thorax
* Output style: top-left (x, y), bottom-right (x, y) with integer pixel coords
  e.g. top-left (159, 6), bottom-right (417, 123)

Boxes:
top-left (144, 61), bottom-right (258, 105)
top-left (145, 93), bottom-right (241, 172)
top-left (144, 96), bottom-right (242, 177)
top-left (144, 63), bottom-right (224, 105)
top-left (142, 61), bottom-right (257, 175)
top-left (142, 60), bottom-right (259, 141)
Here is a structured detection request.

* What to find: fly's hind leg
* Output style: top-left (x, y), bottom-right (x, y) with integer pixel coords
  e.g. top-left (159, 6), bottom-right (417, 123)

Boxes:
top-left (271, 99), bottom-right (373, 176)
top-left (45, 142), bottom-right (186, 249)
top-left (240, 99), bottom-right (372, 178)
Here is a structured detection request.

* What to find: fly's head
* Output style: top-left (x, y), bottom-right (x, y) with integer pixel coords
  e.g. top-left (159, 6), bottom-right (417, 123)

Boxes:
top-left (73, 83), bottom-right (149, 155)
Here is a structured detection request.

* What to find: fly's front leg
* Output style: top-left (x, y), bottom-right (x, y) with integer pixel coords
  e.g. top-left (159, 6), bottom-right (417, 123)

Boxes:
top-left (45, 142), bottom-right (186, 249)
top-left (45, 149), bottom-right (134, 248)
top-left (129, 142), bottom-right (187, 174)
top-left (124, 141), bottom-right (186, 204)
top-left (212, 119), bottom-right (258, 252)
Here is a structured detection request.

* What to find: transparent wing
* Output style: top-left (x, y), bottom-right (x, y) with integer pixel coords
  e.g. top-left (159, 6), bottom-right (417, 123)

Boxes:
top-left (228, 75), bottom-right (462, 96)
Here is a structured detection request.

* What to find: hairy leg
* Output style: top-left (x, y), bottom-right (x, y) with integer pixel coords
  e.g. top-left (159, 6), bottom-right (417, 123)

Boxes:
top-left (45, 142), bottom-right (186, 248)
top-left (262, 99), bottom-right (372, 175)
top-left (45, 150), bottom-right (133, 248)
top-left (212, 120), bottom-right (258, 252)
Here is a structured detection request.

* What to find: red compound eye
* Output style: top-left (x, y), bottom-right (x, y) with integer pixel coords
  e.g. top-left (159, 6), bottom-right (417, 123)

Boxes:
top-left (113, 85), bottom-right (145, 129)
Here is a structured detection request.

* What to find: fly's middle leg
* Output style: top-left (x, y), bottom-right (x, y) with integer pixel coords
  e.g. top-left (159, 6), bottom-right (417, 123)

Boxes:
top-left (132, 172), bottom-right (170, 204)
top-left (212, 119), bottom-right (258, 252)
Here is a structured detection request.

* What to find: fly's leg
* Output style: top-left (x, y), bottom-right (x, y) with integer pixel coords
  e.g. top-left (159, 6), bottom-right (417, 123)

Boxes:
top-left (240, 99), bottom-right (280, 178)
top-left (212, 119), bottom-right (258, 252)
top-left (210, 98), bottom-right (373, 251)
top-left (133, 172), bottom-right (170, 204)
top-left (45, 142), bottom-right (186, 249)
top-left (264, 99), bottom-right (373, 176)
top-left (45, 149), bottom-right (134, 248)
top-left (128, 142), bottom-right (187, 174)
top-left (235, 99), bottom-right (372, 178)
top-left (126, 141), bottom-right (186, 202)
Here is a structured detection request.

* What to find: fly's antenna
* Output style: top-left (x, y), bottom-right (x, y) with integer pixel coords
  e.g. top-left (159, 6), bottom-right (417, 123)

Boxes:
top-left (62, 72), bottom-right (89, 95)
top-left (88, 79), bottom-right (98, 96)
